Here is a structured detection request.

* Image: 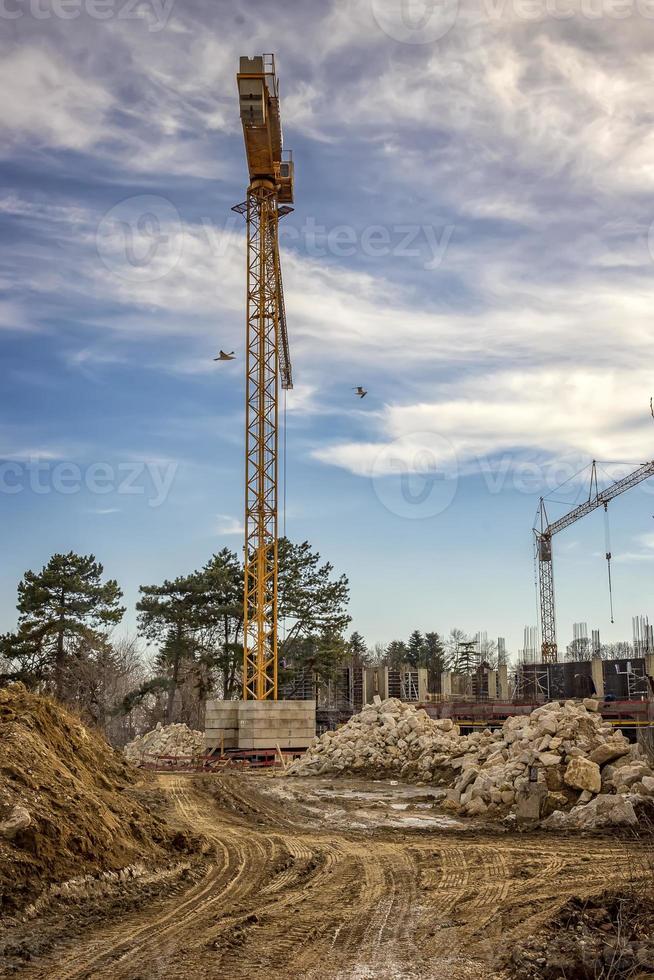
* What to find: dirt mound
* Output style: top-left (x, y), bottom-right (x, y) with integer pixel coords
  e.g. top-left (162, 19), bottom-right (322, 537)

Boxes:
top-left (0, 684), bottom-right (180, 912)
top-left (507, 889), bottom-right (654, 979)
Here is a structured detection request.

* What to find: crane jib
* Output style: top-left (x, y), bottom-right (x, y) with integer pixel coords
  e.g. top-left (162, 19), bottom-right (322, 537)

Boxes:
top-left (545, 461), bottom-right (654, 538)
top-left (535, 459), bottom-right (654, 664)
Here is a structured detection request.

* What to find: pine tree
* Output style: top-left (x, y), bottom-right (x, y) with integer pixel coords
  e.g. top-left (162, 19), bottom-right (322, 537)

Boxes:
top-left (278, 537), bottom-right (351, 660)
top-left (192, 549), bottom-right (244, 699)
top-left (407, 630), bottom-right (425, 668)
top-left (386, 639), bottom-right (409, 669)
top-left (423, 631), bottom-right (448, 692)
top-left (137, 573), bottom-right (203, 723)
top-left (135, 539), bottom-right (351, 715)
top-left (347, 631), bottom-right (369, 665)
top-left (0, 552), bottom-right (124, 700)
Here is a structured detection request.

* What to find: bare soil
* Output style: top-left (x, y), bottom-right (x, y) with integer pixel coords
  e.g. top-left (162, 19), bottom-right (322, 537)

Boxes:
top-left (1, 770), bottom-right (652, 979)
top-left (507, 891), bottom-right (654, 979)
top-left (0, 685), bottom-right (194, 913)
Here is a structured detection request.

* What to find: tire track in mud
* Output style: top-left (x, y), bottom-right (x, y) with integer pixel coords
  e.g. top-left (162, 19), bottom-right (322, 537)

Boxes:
top-left (21, 778), bottom-right (279, 979)
top-left (13, 775), bottom-right (654, 980)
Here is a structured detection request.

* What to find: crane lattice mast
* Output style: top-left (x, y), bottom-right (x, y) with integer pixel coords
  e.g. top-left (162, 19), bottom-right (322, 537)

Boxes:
top-left (234, 54), bottom-right (294, 700)
top-left (535, 459), bottom-right (654, 663)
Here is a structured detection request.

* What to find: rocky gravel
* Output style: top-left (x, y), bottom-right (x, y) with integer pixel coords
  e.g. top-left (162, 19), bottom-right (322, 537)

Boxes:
top-left (287, 696), bottom-right (654, 829)
top-left (123, 723), bottom-right (204, 766)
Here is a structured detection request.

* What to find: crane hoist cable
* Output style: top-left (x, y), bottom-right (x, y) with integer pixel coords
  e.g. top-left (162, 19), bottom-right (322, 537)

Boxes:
top-left (281, 388), bottom-right (288, 649)
top-left (283, 388), bottom-right (287, 542)
top-left (603, 502), bottom-right (615, 624)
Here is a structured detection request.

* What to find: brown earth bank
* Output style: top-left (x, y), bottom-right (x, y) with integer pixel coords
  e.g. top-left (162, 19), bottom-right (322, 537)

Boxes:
top-left (0, 684), bottom-right (196, 914)
top-left (1, 769), bottom-right (653, 980)
top-left (506, 891), bottom-right (654, 979)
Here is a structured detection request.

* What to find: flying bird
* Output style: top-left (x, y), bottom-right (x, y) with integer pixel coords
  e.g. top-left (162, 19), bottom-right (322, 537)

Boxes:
top-left (353, 386), bottom-right (368, 399)
top-left (214, 350), bottom-right (235, 361)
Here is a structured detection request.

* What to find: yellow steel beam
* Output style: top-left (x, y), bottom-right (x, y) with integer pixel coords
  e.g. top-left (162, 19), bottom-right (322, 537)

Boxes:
top-left (243, 179), bottom-right (279, 700)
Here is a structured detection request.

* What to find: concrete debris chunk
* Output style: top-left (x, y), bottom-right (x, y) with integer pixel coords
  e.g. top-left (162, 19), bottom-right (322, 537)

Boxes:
top-left (582, 697), bottom-right (600, 712)
top-left (123, 723), bottom-right (204, 766)
top-left (286, 698), bottom-right (654, 830)
top-left (589, 740), bottom-right (630, 766)
top-left (564, 757), bottom-right (602, 794)
top-left (543, 794), bottom-right (639, 830)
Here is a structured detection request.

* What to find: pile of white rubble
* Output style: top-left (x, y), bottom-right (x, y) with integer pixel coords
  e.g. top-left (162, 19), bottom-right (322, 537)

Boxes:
top-left (123, 722), bottom-right (204, 765)
top-left (286, 697), bottom-right (654, 828)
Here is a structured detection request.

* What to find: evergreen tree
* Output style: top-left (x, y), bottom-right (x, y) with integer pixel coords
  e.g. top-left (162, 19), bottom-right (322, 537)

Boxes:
top-left (407, 629), bottom-right (425, 668)
top-left (0, 552), bottom-right (124, 700)
top-left (137, 572), bottom-right (206, 722)
top-left (386, 639), bottom-right (409, 669)
top-left (191, 549), bottom-right (244, 699)
top-left (423, 630), bottom-right (448, 692)
top-left (347, 631), bottom-right (369, 665)
top-left (135, 539), bottom-right (350, 715)
top-left (280, 630), bottom-right (348, 694)
top-left (278, 537), bottom-right (351, 662)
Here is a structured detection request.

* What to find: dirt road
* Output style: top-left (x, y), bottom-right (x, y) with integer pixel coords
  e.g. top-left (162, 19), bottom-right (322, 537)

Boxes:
top-left (7, 773), bottom-right (653, 979)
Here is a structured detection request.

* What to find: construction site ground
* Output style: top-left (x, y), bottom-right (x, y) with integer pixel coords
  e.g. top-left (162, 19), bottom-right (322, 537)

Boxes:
top-left (2, 772), bottom-right (652, 980)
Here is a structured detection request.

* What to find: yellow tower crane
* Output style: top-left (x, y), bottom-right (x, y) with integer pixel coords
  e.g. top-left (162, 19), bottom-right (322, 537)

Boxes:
top-left (233, 54), bottom-right (294, 700)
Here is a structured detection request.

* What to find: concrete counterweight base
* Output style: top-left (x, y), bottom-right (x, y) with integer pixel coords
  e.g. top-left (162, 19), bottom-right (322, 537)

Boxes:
top-left (205, 699), bottom-right (316, 752)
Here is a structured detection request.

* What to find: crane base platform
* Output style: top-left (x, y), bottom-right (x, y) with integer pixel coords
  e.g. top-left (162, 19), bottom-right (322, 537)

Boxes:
top-left (205, 699), bottom-right (316, 753)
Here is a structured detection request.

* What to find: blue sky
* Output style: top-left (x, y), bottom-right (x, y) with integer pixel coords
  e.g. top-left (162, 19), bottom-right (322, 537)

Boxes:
top-left (1, 0), bottom-right (653, 657)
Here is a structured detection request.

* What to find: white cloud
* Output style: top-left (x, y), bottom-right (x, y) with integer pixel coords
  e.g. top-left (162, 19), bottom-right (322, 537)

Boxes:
top-left (215, 514), bottom-right (244, 536)
top-left (613, 531), bottom-right (654, 562)
top-left (0, 48), bottom-right (112, 151)
top-left (0, 299), bottom-right (34, 332)
top-left (313, 368), bottom-right (654, 477)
